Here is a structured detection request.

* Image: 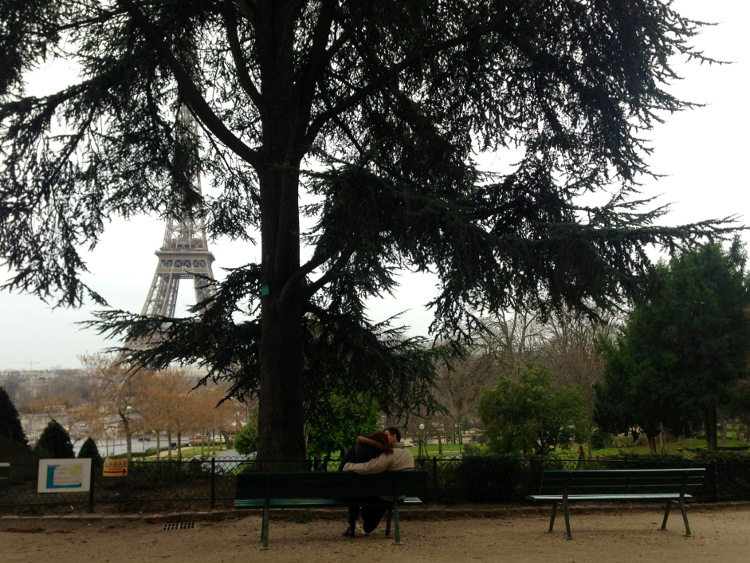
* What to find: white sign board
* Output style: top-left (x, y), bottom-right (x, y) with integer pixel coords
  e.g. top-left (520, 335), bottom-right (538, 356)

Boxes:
top-left (37, 459), bottom-right (92, 493)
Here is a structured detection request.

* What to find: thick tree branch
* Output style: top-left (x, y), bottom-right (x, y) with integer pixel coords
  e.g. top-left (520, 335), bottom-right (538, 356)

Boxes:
top-left (302, 247), bottom-right (356, 300)
top-left (293, 0), bottom-right (336, 129)
top-left (222, 0), bottom-right (262, 107)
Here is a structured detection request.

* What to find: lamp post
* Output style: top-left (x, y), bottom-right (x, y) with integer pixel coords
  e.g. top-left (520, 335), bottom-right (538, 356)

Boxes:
top-left (419, 423), bottom-right (426, 460)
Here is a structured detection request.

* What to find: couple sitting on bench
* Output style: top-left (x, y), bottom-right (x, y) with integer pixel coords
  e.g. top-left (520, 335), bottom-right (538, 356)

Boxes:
top-left (339, 426), bottom-right (415, 537)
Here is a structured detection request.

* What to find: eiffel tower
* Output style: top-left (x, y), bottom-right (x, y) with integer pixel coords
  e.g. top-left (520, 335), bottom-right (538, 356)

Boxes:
top-left (140, 200), bottom-right (216, 317)
top-left (141, 104), bottom-right (216, 318)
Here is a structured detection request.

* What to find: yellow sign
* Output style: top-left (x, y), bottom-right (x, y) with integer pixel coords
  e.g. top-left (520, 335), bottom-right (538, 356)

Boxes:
top-left (103, 458), bottom-right (128, 477)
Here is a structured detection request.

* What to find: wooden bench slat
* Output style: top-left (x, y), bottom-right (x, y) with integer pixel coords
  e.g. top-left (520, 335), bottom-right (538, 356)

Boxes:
top-left (235, 498), bottom-right (343, 508)
top-left (528, 493), bottom-right (693, 501)
top-left (234, 495), bottom-right (424, 510)
top-left (235, 470), bottom-right (427, 498)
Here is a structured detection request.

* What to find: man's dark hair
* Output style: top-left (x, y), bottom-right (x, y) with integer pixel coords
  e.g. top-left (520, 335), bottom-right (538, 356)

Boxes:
top-left (385, 426), bottom-right (401, 442)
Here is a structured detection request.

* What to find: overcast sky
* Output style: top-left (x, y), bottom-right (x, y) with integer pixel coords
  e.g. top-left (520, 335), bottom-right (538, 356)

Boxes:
top-left (1, 1), bottom-right (748, 371)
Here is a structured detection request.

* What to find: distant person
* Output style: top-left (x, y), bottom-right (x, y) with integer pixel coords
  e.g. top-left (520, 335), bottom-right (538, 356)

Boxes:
top-left (343, 426), bottom-right (415, 535)
top-left (339, 430), bottom-right (392, 537)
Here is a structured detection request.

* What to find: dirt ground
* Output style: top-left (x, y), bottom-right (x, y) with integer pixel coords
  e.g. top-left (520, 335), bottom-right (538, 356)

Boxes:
top-left (2, 503), bottom-right (750, 562)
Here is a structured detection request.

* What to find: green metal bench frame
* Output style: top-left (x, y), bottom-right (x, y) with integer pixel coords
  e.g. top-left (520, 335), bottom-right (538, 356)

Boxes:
top-left (527, 468), bottom-right (705, 540)
top-left (234, 470), bottom-right (427, 549)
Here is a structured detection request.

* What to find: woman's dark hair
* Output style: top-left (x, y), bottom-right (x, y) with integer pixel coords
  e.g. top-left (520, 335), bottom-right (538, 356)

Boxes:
top-left (366, 430), bottom-right (393, 454)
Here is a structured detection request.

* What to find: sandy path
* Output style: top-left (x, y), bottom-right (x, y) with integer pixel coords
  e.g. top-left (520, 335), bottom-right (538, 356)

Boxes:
top-left (2, 504), bottom-right (750, 562)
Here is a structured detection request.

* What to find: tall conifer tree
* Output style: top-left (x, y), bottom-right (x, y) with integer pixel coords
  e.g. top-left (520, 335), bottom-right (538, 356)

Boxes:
top-left (596, 239), bottom-right (750, 451)
top-left (1, 2), bottom-right (738, 463)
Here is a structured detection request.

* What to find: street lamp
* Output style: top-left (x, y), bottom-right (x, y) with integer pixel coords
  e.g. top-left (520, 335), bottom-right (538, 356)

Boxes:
top-left (419, 423), bottom-right (426, 460)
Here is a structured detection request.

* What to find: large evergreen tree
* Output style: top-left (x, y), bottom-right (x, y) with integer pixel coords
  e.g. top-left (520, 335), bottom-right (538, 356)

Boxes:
top-left (0, 1), bottom-right (737, 464)
top-left (0, 386), bottom-right (28, 445)
top-left (595, 239), bottom-right (750, 451)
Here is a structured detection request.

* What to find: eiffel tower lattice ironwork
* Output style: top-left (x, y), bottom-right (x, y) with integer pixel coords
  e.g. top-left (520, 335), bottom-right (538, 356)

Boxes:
top-left (141, 105), bottom-right (216, 319)
top-left (140, 203), bottom-right (216, 318)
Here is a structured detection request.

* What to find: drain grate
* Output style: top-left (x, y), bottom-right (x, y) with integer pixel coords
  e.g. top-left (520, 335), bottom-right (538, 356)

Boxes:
top-left (163, 522), bottom-right (196, 531)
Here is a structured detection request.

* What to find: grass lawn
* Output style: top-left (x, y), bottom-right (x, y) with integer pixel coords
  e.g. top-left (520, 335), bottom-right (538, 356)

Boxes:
top-left (593, 436), bottom-right (750, 457)
top-left (418, 443), bottom-right (470, 458)
top-left (416, 435), bottom-right (750, 459)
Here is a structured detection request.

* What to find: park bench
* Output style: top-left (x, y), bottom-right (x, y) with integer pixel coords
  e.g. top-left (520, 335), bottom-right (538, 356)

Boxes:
top-left (234, 470), bottom-right (427, 549)
top-left (527, 468), bottom-right (705, 540)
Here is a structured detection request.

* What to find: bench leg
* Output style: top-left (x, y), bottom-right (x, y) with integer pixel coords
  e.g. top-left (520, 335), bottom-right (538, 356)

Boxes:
top-left (562, 499), bottom-right (572, 540)
top-left (660, 500), bottom-right (671, 531)
top-left (548, 502), bottom-right (558, 533)
top-left (677, 500), bottom-right (692, 537)
top-left (261, 501), bottom-right (270, 550)
top-left (661, 500), bottom-right (692, 537)
top-left (392, 502), bottom-right (401, 545)
top-left (385, 506), bottom-right (392, 537)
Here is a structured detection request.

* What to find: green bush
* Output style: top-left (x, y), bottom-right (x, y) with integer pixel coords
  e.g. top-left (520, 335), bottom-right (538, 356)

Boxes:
top-left (34, 419), bottom-right (74, 458)
top-left (461, 444), bottom-right (485, 457)
top-left (77, 436), bottom-right (104, 470)
top-left (437, 456), bottom-right (529, 502)
top-left (590, 428), bottom-right (608, 450)
top-left (234, 421), bottom-right (258, 456)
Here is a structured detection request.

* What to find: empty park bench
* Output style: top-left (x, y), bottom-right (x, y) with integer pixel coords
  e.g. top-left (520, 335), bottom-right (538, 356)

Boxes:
top-left (527, 468), bottom-right (705, 540)
top-left (234, 470), bottom-right (427, 549)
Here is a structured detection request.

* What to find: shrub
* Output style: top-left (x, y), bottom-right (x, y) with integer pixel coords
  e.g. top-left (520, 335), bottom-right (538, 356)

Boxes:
top-left (34, 419), bottom-right (75, 458)
top-left (0, 386), bottom-right (28, 445)
top-left (234, 421), bottom-right (258, 456)
top-left (77, 437), bottom-right (104, 470)
top-left (437, 456), bottom-right (529, 502)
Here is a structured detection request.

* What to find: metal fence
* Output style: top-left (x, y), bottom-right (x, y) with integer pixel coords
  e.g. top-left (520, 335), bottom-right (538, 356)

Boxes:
top-left (2, 455), bottom-right (749, 515)
top-left (0, 456), bottom-right (248, 515)
top-left (418, 455), bottom-right (750, 504)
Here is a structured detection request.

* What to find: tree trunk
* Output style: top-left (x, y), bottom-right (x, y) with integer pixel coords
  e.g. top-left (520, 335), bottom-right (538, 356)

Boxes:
top-left (256, 160), bottom-right (306, 469)
top-left (659, 423), bottom-right (667, 453)
top-left (120, 413), bottom-right (133, 461)
top-left (647, 434), bottom-right (657, 454)
top-left (253, 3), bottom-right (320, 468)
top-left (704, 406), bottom-right (718, 450)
